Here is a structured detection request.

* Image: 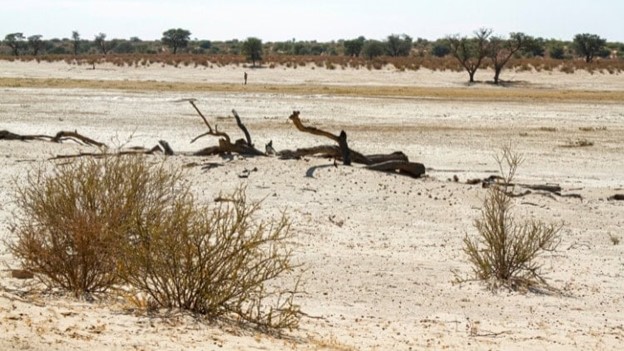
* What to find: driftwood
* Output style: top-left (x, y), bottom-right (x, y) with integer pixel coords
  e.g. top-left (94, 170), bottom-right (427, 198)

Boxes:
top-left (2, 106), bottom-right (425, 179)
top-left (285, 111), bottom-right (425, 178)
top-left (189, 101), bottom-right (264, 156)
top-left (1, 129), bottom-right (106, 147)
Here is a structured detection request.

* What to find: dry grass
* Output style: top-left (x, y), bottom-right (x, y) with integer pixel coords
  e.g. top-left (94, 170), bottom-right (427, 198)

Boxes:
top-left (1, 76), bottom-right (622, 103)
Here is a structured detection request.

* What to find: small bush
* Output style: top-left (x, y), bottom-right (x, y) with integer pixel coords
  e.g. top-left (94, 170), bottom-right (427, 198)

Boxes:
top-left (8, 155), bottom-right (181, 296)
top-left (462, 147), bottom-right (562, 291)
top-left (117, 187), bottom-right (301, 329)
top-left (8, 155), bottom-right (301, 330)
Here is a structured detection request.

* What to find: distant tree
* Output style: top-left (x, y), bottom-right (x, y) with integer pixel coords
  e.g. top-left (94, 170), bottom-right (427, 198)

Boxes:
top-left (27, 35), bottom-right (44, 56)
top-left (344, 36), bottom-right (365, 57)
top-left (362, 40), bottom-right (385, 60)
top-left (521, 37), bottom-right (545, 57)
top-left (431, 41), bottom-right (451, 57)
top-left (447, 28), bottom-right (492, 83)
top-left (94, 33), bottom-right (114, 55)
top-left (572, 33), bottom-right (606, 63)
top-left (71, 31), bottom-right (80, 55)
top-left (386, 34), bottom-right (412, 57)
top-left (549, 45), bottom-right (566, 59)
top-left (242, 37), bottom-right (263, 66)
top-left (161, 28), bottom-right (191, 54)
top-left (112, 40), bottom-right (135, 54)
top-left (4, 32), bottom-right (25, 56)
top-left (488, 32), bottom-right (531, 84)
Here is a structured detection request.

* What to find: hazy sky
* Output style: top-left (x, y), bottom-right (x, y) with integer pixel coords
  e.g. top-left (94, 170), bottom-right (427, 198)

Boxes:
top-left (3, 0), bottom-right (623, 42)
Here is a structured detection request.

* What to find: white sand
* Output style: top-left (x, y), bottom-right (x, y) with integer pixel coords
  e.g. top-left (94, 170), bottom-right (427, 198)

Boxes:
top-left (1, 61), bottom-right (623, 350)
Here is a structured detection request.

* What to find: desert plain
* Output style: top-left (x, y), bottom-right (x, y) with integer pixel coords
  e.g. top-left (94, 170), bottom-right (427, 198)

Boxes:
top-left (0, 60), bottom-right (623, 350)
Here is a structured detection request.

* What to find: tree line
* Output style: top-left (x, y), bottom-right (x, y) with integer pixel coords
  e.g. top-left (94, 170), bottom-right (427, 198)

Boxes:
top-left (2, 28), bottom-right (622, 84)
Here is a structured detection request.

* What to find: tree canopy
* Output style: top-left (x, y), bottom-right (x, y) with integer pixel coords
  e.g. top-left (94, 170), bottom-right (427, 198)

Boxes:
top-left (242, 37), bottom-right (263, 66)
top-left (162, 28), bottom-right (191, 54)
top-left (573, 33), bottom-right (607, 63)
top-left (4, 32), bottom-right (25, 56)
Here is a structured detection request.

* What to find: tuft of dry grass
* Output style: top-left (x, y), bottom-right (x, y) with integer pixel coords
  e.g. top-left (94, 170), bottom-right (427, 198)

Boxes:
top-left (562, 138), bottom-right (594, 147)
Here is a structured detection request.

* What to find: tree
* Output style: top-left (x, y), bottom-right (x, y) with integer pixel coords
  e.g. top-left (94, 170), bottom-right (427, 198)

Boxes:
top-left (161, 28), bottom-right (191, 54)
top-left (431, 41), bottom-right (451, 57)
top-left (488, 32), bottom-right (531, 84)
top-left (71, 31), bottom-right (80, 55)
top-left (94, 33), bottom-right (114, 55)
top-left (362, 40), bottom-right (385, 60)
top-left (343, 36), bottom-right (365, 57)
top-left (4, 33), bottom-right (25, 56)
top-left (521, 37), bottom-right (545, 57)
top-left (549, 45), bottom-right (566, 59)
top-left (447, 28), bottom-right (492, 83)
top-left (572, 33), bottom-right (606, 63)
top-left (386, 34), bottom-right (412, 57)
top-left (242, 37), bottom-right (263, 66)
top-left (27, 35), bottom-right (44, 56)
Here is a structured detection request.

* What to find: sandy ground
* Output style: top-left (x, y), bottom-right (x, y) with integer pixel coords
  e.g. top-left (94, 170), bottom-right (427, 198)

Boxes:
top-left (1, 61), bottom-right (623, 350)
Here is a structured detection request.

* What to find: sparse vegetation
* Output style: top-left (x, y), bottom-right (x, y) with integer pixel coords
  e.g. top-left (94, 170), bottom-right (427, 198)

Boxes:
top-left (563, 138), bottom-right (594, 147)
top-left (462, 146), bottom-right (562, 291)
top-left (7, 155), bottom-right (302, 330)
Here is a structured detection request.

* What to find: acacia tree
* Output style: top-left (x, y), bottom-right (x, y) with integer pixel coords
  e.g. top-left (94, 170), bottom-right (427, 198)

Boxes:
top-left (27, 35), bottom-right (44, 56)
top-left (386, 34), bottom-right (412, 57)
top-left (242, 37), bottom-right (263, 66)
top-left (4, 33), bottom-right (25, 56)
top-left (447, 28), bottom-right (492, 83)
top-left (343, 36), bottom-right (365, 57)
top-left (488, 32), bottom-right (531, 84)
top-left (362, 40), bottom-right (385, 60)
top-left (94, 33), bottom-right (114, 55)
top-left (161, 28), bottom-right (191, 54)
top-left (573, 33), bottom-right (606, 63)
top-left (71, 31), bottom-right (80, 55)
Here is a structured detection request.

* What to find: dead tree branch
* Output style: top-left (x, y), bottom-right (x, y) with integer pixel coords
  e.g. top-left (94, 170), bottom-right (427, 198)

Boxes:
top-left (232, 109), bottom-right (253, 147)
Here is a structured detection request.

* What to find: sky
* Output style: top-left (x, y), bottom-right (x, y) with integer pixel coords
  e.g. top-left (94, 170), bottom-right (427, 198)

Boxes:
top-left (2, 0), bottom-right (623, 42)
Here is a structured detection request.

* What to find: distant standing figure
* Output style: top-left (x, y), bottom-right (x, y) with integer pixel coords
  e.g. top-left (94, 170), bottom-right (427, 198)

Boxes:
top-left (244, 72), bottom-right (248, 85)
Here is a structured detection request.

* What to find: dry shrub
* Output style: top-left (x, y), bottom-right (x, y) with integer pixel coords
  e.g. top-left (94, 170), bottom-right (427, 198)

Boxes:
top-left (8, 155), bottom-right (301, 330)
top-left (462, 146), bottom-right (562, 291)
top-left (117, 187), bottom-right (301, 330)
top-left (7, 155), bottom-right (179, 296)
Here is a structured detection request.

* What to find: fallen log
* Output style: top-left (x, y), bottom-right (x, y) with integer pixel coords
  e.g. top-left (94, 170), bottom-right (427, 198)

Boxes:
top-left (285, 111), bottom-right (425, 178)
top-left (366, 160), bottom-right (425, 178)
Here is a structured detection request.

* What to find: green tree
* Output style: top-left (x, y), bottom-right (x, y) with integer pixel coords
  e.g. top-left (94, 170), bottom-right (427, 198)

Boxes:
top-left (4, 32), bottom-right (25, 56)
top-left (242, 37), bottom-right (263, 66)
top-left (572, 33), bottom-right (606, 63)
top-left (71, 31), bottom-right (80, 55)
top-left (94, 32), bottom-right (115, 55)
top-left (343, 36), bottom-right (365, 56)
top-left (161, 28), bottom-right (191, 54)
top-left (488, 32), bottom-right (531, 84)
top-left (27, 35), bottom-right (44, 56)
top-left (549, 45), bottom-right (566, 59)
top-left (362, 40), bottom-right (385, 60)
top-left (386, 34), bottom-right (412, 57)
top-left (431, 41), bottom-right (451, 57)
top-left (447, 28), bottom-right (492, 83)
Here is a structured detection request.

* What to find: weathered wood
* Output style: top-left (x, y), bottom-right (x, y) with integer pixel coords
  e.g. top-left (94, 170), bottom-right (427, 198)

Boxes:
top-left (232, 109), bottom-right (253, 147)
top-left (337, 130), bottom-right (351, 166)
top-left (158, 140), bottom-right (174, 156)
top-left (288, 111), bottom-right (340, 143)
top-left (51, 131), bottom-right (107, 148)
top-left (366, 160), bottom-right (426, 178)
